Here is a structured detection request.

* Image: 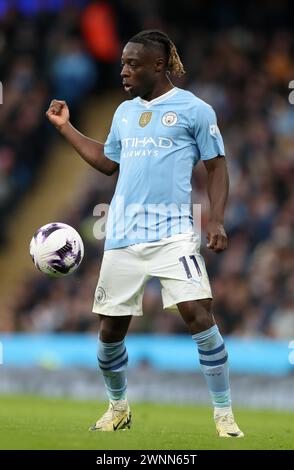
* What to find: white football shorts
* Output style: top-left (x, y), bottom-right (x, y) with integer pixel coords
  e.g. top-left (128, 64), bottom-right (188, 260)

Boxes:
top-left (92, 233), bottom-right (212, 316)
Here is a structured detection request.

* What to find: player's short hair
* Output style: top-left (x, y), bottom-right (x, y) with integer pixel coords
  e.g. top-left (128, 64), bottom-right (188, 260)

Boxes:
top-left (128, 30), bottom-right (185, 78)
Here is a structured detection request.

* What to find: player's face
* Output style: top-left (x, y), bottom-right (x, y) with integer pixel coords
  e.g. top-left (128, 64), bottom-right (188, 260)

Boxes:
top-left (121, 42), bottom-right (164, 100)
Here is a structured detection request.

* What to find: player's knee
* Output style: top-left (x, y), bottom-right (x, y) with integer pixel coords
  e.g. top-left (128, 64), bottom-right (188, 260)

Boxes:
top-left (98, 314), bottom-right (131, 342)
top-left (178, 299), bottom-right (214, 333)
top-left (99, 320), bottom-right (127, 343)
top-left (192, 309), bottom-right (214, 332)
top-left (99, 327), bottom-right (122, 343)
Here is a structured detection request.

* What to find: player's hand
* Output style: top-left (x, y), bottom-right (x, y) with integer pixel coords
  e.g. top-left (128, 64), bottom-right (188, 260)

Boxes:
top-left (206, 221), bottom-right (228, 253)
top-left (46, 99), bottom-right (70, 131)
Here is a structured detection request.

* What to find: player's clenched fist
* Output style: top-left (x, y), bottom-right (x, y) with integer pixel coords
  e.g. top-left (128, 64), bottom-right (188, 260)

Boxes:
top-left (46, 99), bottom-right (69, 130)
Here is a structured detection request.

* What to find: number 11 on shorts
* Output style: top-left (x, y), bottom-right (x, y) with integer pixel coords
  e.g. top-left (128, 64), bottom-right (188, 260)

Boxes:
top-left (179, 255), bottom-right (202, 279)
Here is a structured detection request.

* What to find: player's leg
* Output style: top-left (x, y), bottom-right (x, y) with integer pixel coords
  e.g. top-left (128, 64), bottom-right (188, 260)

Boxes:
top-left (98, 314), bottom-right (131, 403)
top-left (177, 297), bottom-right (214, 333)
top-left (155, 234), bottom-right (243, 437)
top-left (90, 246), bottom-right (146, 431)
top-left (178, 298), bottom-right (232, 411)
top-left (90, 314), bottom-right (132, 431)
top-left (178, 299), bottom-right (244, 437)
top-left (99, 313), bottom-right (132, 342)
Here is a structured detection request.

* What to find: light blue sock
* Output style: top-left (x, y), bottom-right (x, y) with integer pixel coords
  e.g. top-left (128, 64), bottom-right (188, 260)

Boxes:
top-left (192, 324), bottom-right (231, 408)
top-left (98, 339), bottom-right (128, 401)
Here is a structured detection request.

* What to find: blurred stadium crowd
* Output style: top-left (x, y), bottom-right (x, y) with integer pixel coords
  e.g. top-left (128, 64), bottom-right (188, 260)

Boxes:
top-left (1, 1), bottom-right (294, 338)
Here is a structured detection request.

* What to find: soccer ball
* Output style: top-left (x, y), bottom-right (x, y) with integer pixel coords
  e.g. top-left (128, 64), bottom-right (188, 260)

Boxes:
top-left (29, 222), bottom-right (84, 277)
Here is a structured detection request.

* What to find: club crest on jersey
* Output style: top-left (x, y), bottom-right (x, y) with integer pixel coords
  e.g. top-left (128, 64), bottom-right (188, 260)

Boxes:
top-left (162, 111), bottom-right (178, 126)
top-left (139, 112), bottom-right (152, 127)
top-left (95, 286), bottom-right (106, 303)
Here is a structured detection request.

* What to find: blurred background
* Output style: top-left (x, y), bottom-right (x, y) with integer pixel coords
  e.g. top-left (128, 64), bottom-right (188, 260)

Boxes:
top-left (0, 0), bottom-right (293, 410)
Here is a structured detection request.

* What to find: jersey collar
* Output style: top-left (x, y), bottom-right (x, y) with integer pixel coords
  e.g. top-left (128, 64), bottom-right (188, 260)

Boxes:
top-left (137, 87), bottom-right (179, 108)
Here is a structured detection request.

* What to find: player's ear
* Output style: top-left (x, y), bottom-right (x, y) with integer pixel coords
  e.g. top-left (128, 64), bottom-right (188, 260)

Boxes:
top-left (155, 57), bottom-right (165, 73)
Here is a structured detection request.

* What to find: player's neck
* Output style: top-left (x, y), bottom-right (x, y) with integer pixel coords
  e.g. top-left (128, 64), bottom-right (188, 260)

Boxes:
top-left (142, 81), bottom-right (174, 102)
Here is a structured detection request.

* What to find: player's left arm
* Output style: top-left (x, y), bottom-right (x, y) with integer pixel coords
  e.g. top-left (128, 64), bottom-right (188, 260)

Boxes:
top-left (203, 156), bottom-right (229, 253)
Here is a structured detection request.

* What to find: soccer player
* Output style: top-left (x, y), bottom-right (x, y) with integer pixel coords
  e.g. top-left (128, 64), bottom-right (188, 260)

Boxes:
top-left (46, 30), bottom-right (244, 438)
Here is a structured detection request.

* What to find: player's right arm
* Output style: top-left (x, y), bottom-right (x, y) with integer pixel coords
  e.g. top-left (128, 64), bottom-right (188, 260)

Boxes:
top-left (46, 99), bottom-right (119, 176)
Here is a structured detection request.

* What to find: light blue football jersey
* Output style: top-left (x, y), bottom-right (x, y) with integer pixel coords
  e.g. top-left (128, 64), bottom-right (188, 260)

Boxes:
top-left (103, 87), bottom-right (225, 250)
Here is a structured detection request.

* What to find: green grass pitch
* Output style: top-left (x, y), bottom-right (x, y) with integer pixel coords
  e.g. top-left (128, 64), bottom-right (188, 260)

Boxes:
top-left (0, 395), bottom-right (293, 450)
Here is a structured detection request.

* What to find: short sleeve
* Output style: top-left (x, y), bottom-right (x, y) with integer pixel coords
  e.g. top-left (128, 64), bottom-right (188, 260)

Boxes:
top-left (193, 103), bottom-right (225, 161)
top-left (104, 109), bottom-right (121, 163)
